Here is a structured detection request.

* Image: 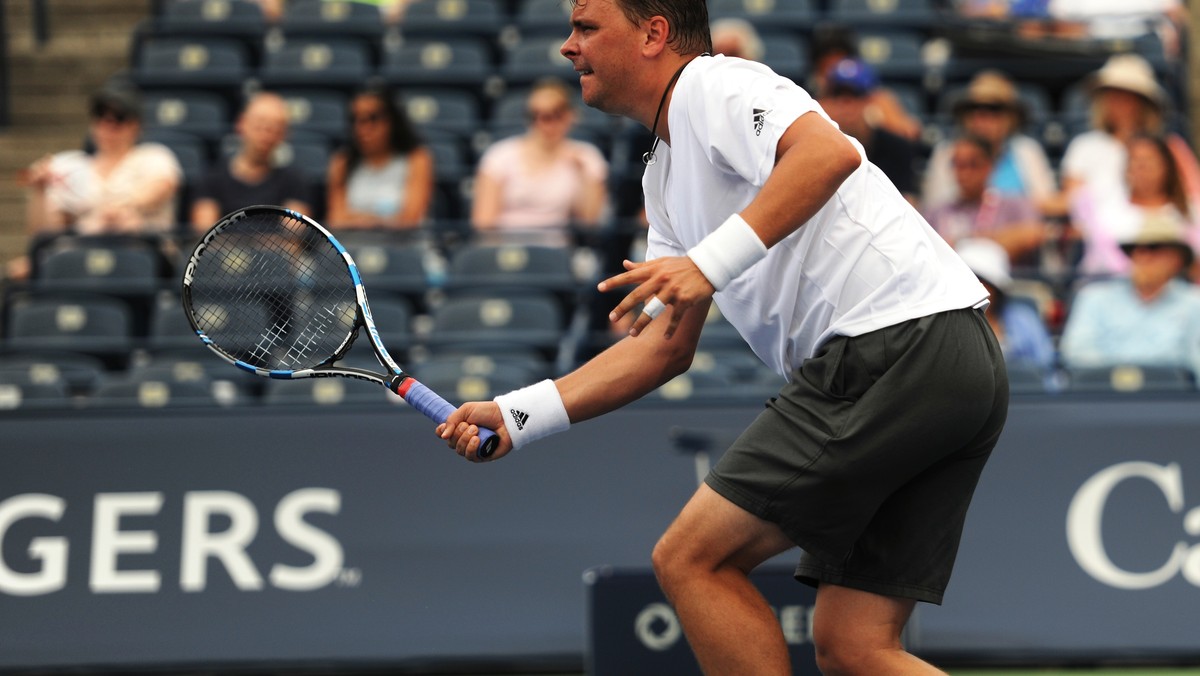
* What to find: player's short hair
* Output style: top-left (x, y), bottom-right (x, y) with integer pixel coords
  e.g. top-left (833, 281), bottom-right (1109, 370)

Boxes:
top-left (575, 0), bottom-right (712, 56)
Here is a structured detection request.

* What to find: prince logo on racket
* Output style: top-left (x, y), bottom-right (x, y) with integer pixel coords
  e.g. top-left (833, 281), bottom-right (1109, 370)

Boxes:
top-left (440, 1), bottom-right (1008, 673)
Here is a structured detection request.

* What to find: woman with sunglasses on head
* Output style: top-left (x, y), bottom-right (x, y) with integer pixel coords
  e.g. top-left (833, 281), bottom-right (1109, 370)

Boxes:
top-left (1071, 132), bottom-right (1196, 279)
top-left (325, 84), bottom-right (433, 231)
top-left (470, 77), bottom-right (608, 247)
top-left (22, 84), bottom-right (182, 237)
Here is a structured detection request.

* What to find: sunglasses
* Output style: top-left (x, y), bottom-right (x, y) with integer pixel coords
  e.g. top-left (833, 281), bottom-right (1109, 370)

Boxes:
top-left (527, 106), bottom-right (569, 124)
top-left (951, 158), bottom-right (990, 170)
top-left (90, 107), bottom-right (133, 124)
top-left (351, 111), bottom-right (386, 125)
top-left (963, 102), bottom-right (1011, 115)
top-left (1131, 242), bottom-right (1179, 253)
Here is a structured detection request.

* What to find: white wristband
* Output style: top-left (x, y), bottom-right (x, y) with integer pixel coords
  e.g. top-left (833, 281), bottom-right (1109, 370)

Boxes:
top-left (687, 213), bottom-right (768, 291)
top-left (494, 379), bottom-right (570, 450)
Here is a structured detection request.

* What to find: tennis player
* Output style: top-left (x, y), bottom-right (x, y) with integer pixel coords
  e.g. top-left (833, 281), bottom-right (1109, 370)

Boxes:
top-left (439, 1), bottom-right (1009, 673)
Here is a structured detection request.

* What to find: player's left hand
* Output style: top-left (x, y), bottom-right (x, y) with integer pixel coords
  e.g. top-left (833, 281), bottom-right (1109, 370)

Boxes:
top-left (598, 256), bottom-right (715, 338)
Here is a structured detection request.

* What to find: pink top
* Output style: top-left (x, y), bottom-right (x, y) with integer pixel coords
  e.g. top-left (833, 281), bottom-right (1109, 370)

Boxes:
top-left (476, 136), bottom-right (607, 230)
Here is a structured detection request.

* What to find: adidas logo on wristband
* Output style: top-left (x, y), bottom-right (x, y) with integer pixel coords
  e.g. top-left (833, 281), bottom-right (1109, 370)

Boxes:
top-left (494, 379), bottom-right (570, 450)
top-left (510, 408), bottom-right (529, 430)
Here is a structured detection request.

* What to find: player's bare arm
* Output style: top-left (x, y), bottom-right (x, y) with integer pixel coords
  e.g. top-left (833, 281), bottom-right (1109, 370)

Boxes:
top-left (604, 112), bottom-right (861, 338)
top-left (439, 297), bottom-right (710, 459)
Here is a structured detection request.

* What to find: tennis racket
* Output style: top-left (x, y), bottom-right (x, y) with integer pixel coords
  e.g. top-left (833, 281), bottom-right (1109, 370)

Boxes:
top-left (182, 205), bottom-right (499, 458)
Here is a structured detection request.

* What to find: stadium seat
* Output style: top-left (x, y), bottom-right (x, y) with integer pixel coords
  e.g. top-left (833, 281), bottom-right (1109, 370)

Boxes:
top-left (855, 30), bottom-right (928, 83)
top-left (141, 128), bottom-right (209, 189)
top-left (272, 136), bottom-right (332, 187)
top-left (759, 32), bottom-right (809, 83)
top-left (341, 242), bottom-right (430, 310)
top-left (413, 353), bottom-right (547, 386)
top-left (1007, 363), bottom-right (1053, 395)
top-left (416, 347), bottom-right (554, 379)
top-left (155, 0), bottom-right (267, 39)
top-left (429, 293), bottom-right (564, 358)
top-left (0, 372), bottom-right (72, 411)
top-left (1065, 365), bottom-right (1196, 394)
top-left (259, 37), bottom-right (373, 90)
top-left (402, 88), bottom-right (484, 136)
top-left (400, 0), bottom-right (510, 38)
top-left (280, 0), bottom-right (385, 41)
top-left (412, 372), bottom-right (529, 402)
top-left (128, 359), bottom-right (247, 406)
top-left (277, 88), bottom-right (349, 143)
top-left (359, 295), bottom-right (414, 358)
top-left (514, 0), bottom-right (573, 34)
top-left (0, 351), bottom-right (106, 396)
top-left (131, 37), bottom-right (251, 92)
top-left (381, 36), bottom-right (495, 90)
top-left (4, 294), bottom-right (136, 367)
top-left (141, 89), bottom-right (231, 143)
top-left (147, 295), bottom-right (201, 351)
top-left (33, 244), bottom-right (163, 303)
top-left (425, 131), bottom-right (470, 182)
top-left (707, 0), bottom-right (815, 31)
top-left (828, 0), bottom-right (936, 29)
top-left (88, 371), bottom-right (224, 408)
top-left (262, 376), bottom-right (396, 406)
top-left (500, 36), bottom-right (578, 85)
top-left (444, 244), bottom-right (578, 313)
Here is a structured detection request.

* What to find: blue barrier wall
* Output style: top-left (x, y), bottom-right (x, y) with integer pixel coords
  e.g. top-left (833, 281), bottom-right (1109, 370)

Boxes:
top-left (1, 395), bottom-right (1198, 670)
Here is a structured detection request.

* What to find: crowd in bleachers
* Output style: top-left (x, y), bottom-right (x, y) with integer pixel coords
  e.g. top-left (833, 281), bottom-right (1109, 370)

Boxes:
top-left (1, 0), bottom-right (1198, 411)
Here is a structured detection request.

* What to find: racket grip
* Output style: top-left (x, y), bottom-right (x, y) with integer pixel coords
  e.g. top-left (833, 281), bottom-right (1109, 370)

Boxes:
top-left (402, 379), bottom-right (499, 459)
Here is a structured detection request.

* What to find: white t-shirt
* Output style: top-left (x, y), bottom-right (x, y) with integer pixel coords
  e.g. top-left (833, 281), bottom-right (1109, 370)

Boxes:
top-left (46, 143), bottom-right (182, 234)
top-left (643, 55), bottom-right (987, 378)
top-left (1061, 130), bottom-right (1129, 200)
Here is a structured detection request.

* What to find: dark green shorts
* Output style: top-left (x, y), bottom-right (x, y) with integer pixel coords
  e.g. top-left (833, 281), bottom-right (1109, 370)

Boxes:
top-left (705, 308), bottom-right (1008, 604)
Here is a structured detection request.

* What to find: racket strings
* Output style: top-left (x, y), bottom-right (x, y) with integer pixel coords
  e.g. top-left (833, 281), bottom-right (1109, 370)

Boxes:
top-left (189, 212), bottom-right (357, 371)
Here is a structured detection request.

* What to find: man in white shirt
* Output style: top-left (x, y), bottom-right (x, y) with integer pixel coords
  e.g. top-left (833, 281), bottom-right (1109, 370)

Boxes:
top-left (439, 1), bottom-right (1008, 673)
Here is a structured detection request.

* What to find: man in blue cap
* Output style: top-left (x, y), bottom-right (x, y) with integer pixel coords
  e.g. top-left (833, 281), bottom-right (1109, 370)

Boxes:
top-left (818, 57), bottom-right (920, 205)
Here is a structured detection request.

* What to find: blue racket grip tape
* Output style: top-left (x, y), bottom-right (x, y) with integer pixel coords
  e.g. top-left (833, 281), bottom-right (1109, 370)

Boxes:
top-left (401, 379), bottom-right (499, 458)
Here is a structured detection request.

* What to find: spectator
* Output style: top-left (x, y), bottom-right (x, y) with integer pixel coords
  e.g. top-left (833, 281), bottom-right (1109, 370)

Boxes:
top-left (325, 85), bottom-right (434, 231)
top-left (924, 134), bottom-right (1048, 266)
top-left (190, 92), bottom-right (312, 233)
top-left (21, 84), bottom-right (182, 237)
top-left (710, 17), bottom-right (764, 61)
top-left (956, 238), bottom-right (1057, 371)
top-left (1059, 53), bottom-right (1196, 204)
top-left (470, 78), bottom-right (608, 247)
top-left (1059, 212), bottom-right (1200, 376)
top-left (807, 23), bottom-right (922, 141)
top-left (252, 0), bottom-right (283, 22)
top-left (1071, 133), bottom-right (1195, 278)
top-left (922, 70), bottom-right (1058, 215)
top-left (818, 58), bottom-right (920, 204)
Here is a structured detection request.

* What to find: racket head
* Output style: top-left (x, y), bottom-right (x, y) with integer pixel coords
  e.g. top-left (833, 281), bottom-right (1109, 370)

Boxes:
top-left (182, 205), bottom-right (371, 378)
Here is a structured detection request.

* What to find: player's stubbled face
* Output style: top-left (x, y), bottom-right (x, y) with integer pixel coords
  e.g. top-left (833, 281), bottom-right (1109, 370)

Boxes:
top-left (561, 0), bottom-right (642, 116)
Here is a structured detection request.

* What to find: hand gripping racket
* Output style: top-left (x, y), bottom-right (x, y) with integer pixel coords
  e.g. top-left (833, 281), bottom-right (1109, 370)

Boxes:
top-left (182, 205), bottom-right (498, 458)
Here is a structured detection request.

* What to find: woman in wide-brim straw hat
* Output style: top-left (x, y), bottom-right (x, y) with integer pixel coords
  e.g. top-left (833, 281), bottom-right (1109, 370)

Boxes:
top-left (1060, 53), bottom-right (1195, 200)
top-left (921, 69), bottom-right (1058, 215)
top-left (1060, 52), bottom-right (1200, 267)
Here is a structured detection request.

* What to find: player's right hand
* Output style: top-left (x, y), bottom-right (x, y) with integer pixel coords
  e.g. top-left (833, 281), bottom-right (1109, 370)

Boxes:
top-left (438, 401), bottom-right (513, 463)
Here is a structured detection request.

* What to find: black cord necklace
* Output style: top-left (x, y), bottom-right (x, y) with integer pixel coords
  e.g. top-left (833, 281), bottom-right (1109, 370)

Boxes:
top-left (643, 56), bottom-right (706, 166)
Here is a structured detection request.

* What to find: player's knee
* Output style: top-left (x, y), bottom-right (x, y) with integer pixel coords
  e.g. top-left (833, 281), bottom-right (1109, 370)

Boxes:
top-left (813, 638), bottom-right (867, 676)
top-left (650, 533), bottom-right (696, 595)
top-left (813, 621), bottom-right (899, 676)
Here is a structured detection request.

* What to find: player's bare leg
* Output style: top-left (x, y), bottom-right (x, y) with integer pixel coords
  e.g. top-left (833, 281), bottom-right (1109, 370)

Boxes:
top-left (812, 584), bottom-right (946, 675)
top-left (651, 483), bottom-right (796, 675)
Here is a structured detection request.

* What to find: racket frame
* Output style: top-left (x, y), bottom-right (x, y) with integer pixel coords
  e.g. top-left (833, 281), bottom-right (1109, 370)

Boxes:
top-left (183, 205), bottom-right (497, 456)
